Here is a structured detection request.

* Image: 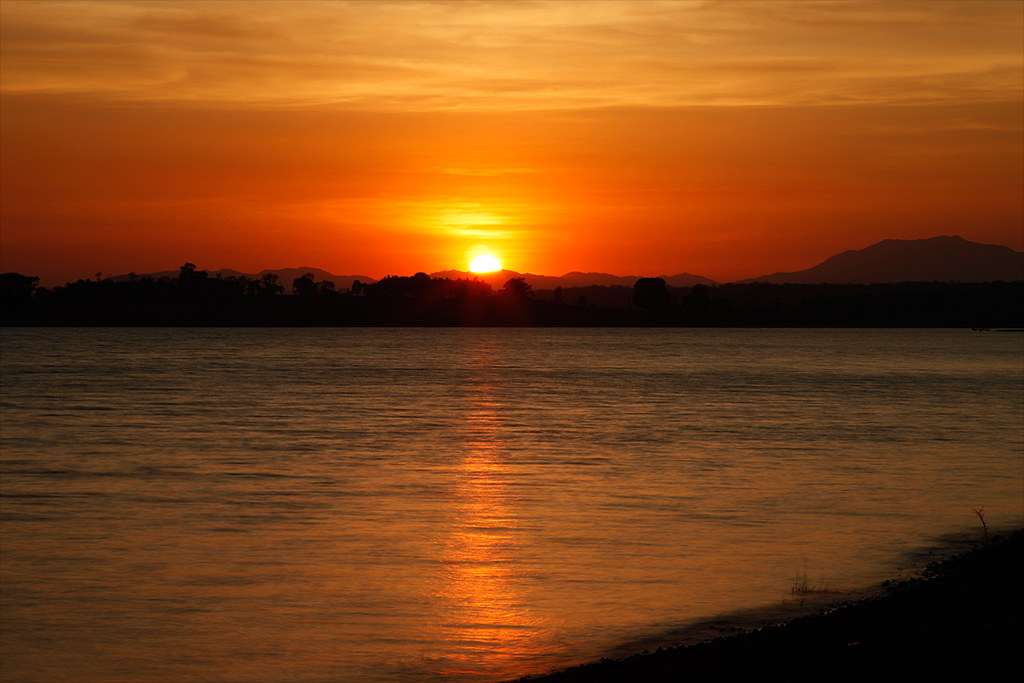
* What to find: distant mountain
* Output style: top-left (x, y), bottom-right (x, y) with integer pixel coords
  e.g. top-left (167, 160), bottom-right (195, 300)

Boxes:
top-left (115, 265), bottom-right (719, 291)
top-left (255, 267), bottom-right (376, 292)
top-left (739, 236), bottom-right (1024, 284)
top-left (117, 267), bottom-right (377, 291)
top-left (429, 269), bottom-right (717, 289)
top-left (660, 273), bottom-right (720, 287)
top-left (546, 271), bottom-right (718, 288)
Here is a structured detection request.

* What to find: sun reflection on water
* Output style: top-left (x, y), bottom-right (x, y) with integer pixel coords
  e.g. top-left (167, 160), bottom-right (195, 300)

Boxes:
top-left (433, 343), bottom-right (551, 679)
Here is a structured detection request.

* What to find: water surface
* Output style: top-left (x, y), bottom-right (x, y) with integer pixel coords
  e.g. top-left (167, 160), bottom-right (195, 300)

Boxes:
top-left (2, 328), bottom-right (1021, 681)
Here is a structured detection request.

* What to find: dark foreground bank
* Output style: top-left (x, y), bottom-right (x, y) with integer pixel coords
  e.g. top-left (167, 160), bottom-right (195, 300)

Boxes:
top-left (520, 530), bottom-right (1023, 682)
top-left (4, 269), bottom-right (1023, 327)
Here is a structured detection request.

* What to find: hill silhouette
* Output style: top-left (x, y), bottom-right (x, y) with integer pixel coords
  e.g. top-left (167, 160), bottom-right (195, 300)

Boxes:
top-left (107, 236), bottom-right (1022, 290)
top-left (741, 236), bottom-right (1024, 284)
top-left (429, 269), bottom-right (717, 289)
top-left (4, 234), bottom-right (1019, 327)
top-left (120, 268), bottom-right (717, 291)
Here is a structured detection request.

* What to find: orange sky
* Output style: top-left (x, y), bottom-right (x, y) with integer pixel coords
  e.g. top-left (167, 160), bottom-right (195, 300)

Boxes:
top-left (2, 0), bottom-right (1022, 285)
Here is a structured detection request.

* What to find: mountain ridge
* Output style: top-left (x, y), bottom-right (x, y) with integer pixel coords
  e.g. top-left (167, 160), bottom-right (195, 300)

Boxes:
top-left (111, 236), bottom-right (1023, 291)
top-left (740, 235), bottom-right (1023, 284)
top-left (427, 270), bottom-right (718, 289)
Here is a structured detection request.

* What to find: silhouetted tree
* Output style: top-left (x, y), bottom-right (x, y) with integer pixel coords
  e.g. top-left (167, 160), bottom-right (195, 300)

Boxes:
top-left (502, 277), bottom-right (533, 300)
top-left (553, 285), bottom-right (563, 304)
top-left (5, 268), bottom-right (1021, 327)
top-left (293, 272), bottom-right (318, 296)
top-left (684, 284), bottom-right (711, 316)
top-left (368, 274), bottom-right (434, 300)
top-left (178, 262), bottom-right (208, 284)
top-left (633, 277), bottom-right (670, 309)
top-left (257, 273), bottom-right (283, 296)
top-left (410, 272), bottom-right (433, 297)
top-left (177, 262), bottom-right (209, 298)
top-left (218, 275), bottom-right (251, 298)
top-left (0, 273), bottom-right (40, 303)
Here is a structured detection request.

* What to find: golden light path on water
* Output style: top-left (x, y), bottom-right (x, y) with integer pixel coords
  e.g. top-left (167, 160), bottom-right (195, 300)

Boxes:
top-left (434, 340), bottom-right (552, 680)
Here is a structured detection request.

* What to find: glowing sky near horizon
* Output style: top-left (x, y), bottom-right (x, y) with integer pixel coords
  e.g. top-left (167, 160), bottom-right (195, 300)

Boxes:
top-left (1, 0), bottom-right (1021, 285)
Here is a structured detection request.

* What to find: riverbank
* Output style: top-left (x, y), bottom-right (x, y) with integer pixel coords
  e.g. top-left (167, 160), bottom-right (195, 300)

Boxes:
top-left (519, 530), bottom-right (1023, 682)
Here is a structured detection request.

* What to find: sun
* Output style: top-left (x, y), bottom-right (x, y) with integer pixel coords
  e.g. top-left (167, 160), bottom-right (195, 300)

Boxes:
top-left (469, 254), bottom-right (502, 273)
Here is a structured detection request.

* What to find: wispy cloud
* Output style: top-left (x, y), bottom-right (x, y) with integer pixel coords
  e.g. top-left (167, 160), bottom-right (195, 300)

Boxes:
top-left (434, 167), bottom-right (538, 177)
top-left (2, 0), bottom-right (1019, 110)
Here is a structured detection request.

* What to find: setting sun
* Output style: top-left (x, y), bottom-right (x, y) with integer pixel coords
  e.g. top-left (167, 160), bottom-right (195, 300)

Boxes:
top-left (469, 254), bottom-right (502, 273)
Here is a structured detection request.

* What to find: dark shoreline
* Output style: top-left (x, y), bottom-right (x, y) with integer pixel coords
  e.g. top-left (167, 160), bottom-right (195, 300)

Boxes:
top-left (517, 529), bottom-right (1023, 682)
top-left (4, 276), bottom-right (1022, 328)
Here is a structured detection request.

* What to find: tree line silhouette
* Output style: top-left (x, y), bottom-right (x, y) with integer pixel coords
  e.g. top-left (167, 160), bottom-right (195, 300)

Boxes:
top-left (1, 264), bottom-right (1021, 327)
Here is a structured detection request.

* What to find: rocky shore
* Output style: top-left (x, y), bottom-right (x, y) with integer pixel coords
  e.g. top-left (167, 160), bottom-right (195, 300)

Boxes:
top-left (520, 530), bottom-right (1023, 682)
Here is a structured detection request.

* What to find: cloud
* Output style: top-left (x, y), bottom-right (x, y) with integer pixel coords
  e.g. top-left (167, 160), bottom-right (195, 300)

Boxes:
top-left (2, 0), bottom-right (1020, 111)
top-left (434, 167), bottom-right (538, 177)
